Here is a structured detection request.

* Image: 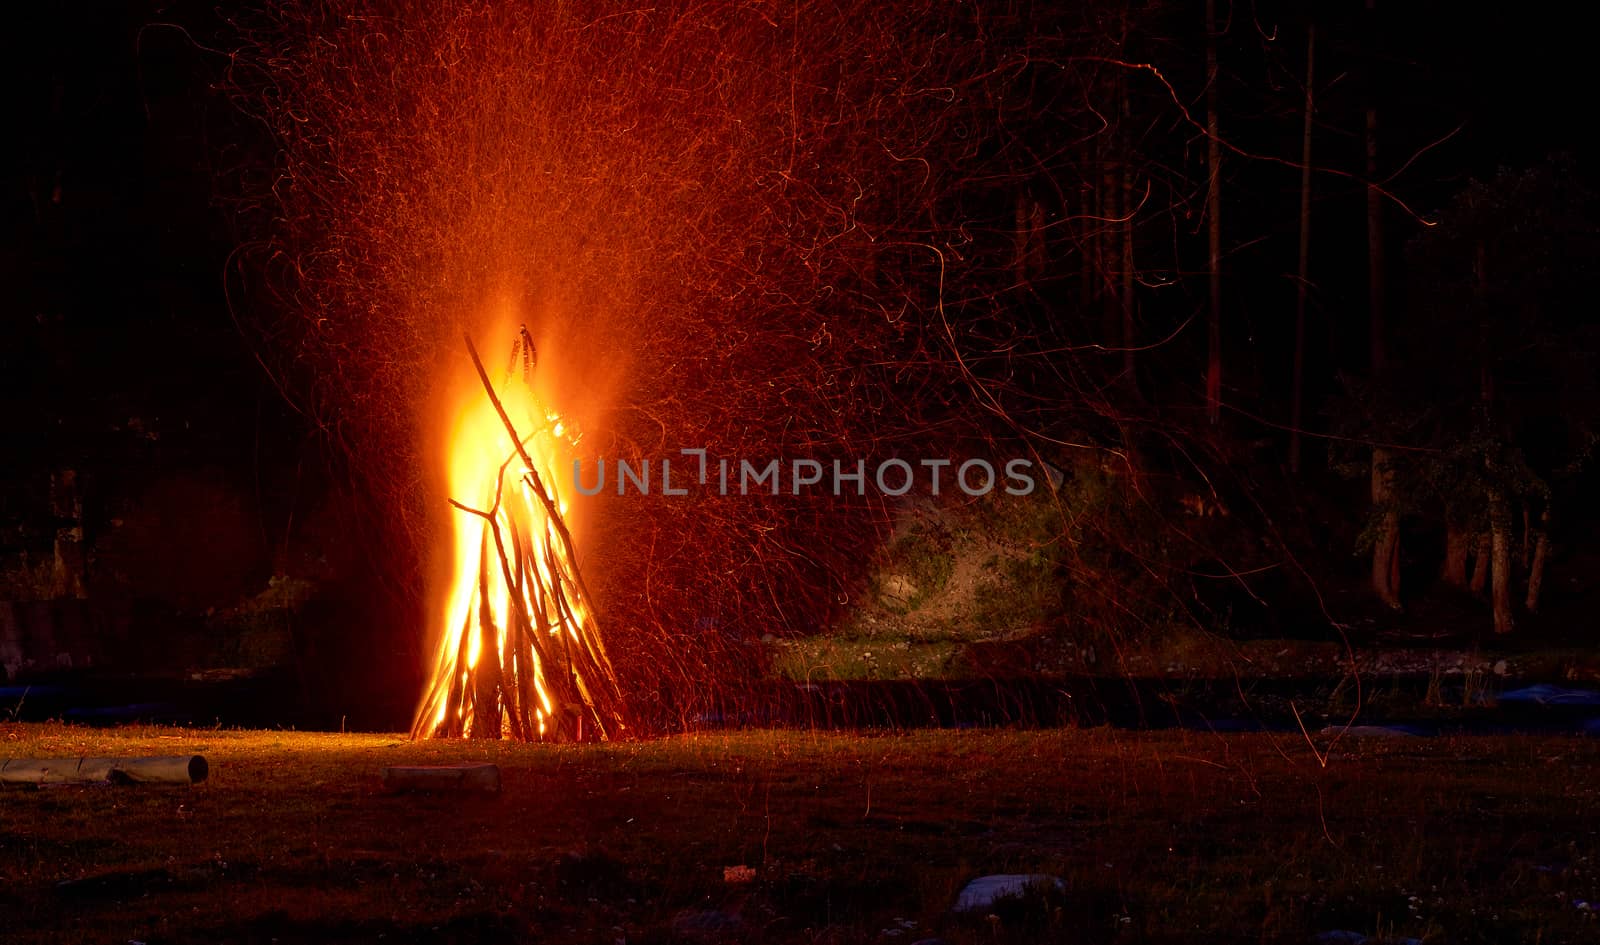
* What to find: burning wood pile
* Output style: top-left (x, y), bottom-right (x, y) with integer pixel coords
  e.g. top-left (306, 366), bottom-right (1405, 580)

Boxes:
top-left (412, 334), bottom-right (624, 742)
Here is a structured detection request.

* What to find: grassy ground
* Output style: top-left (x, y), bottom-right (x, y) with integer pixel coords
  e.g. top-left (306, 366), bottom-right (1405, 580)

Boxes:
top-left (2, 724), bottom-right (1598, 944)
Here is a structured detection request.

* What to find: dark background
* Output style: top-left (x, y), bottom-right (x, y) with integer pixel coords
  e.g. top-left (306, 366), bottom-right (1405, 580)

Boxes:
top-left (2, 1), bottom-right (1594, 729)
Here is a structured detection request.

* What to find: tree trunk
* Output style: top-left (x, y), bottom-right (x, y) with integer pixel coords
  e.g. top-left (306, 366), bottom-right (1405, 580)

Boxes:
top-left (1469, 530), bottom-right (1490, 594)
top-left (1525, 504), bottom-right (1550, 612)
top-left (1289, 24), bottom-right (1315, 473)
top-left (1121, 133), bottom-right (1138, 395)
top-left (1471, 238), bottom-right (1511, 634)
top-left (1490, 494), bottom-right (1514, 634)
top-left (1519, 502), bottom-right (1532, 570)
top-left (1371, 449), bottom-right (1401, 609)
top-left (1364, 0), bottom-right (1385, 376)
top-left (1079, 191), bottom-right (1096, 314)
top-left (1442, 520), bottom-right (1471, 587)
top-left (1365, 115), bottom-right (1384, 373)
top-left (1101, 161), bottom-right (1120, 351)
top-left (1364, 0), bottom-right (1396, 608)
top-left (49, 469), bottom-right (86, 600)
top-left (1204, 0), bottom-right (1222, 423)
top-left (1013, 191), bottom-right (1045, 288)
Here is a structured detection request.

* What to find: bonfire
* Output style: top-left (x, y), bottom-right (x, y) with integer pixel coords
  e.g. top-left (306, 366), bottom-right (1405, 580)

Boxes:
top-left (412, 332), bottom-right (625, 742)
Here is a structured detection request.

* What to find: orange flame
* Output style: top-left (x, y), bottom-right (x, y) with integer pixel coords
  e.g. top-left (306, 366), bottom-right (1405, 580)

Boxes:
top-left (411, 330), bottom-right (622, 741)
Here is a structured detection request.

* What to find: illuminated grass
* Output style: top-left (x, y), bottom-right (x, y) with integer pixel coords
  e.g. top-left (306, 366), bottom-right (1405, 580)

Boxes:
top-left (769, 636), bottom-right (963, 681)
top-left (3, 724), bottom-right (1598, 943)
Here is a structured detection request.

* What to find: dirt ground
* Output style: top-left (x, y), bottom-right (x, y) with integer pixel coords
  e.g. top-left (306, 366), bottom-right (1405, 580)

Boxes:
top-left (3, 723), bottom-right (1598, 943)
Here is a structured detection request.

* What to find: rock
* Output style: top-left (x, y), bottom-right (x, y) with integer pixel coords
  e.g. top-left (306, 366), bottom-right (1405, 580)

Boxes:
top-left (952, 874), bottom-right (1065, 912)
top-left (879, 574), bottom-right (918, 606)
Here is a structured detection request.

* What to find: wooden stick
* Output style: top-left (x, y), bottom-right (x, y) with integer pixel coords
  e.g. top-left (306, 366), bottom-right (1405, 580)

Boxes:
top-left (460, 333), bottom-right (624, 738)
top-left (462, 332), bottom-right (611, 673)
top-left (451, 480), bottom-right (579, 738)
top-left (473, 522), bottom-right (502, 738)
top-left (505, 515), bottom-right (540, 734)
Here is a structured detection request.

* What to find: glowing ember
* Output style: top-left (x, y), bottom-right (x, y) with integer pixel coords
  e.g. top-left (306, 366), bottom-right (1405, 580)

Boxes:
top-left (412, 332), bottom-right (624, 741)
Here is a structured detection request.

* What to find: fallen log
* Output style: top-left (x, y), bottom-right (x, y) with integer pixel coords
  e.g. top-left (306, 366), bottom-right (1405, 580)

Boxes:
top-left (381, 762), bottom-right (501, 794)
top-left (0, 755), bottom-right (208, 786)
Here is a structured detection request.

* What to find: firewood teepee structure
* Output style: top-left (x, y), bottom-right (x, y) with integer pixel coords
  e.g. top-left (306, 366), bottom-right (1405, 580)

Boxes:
top-left (411, 333), bottom-right (625, 742)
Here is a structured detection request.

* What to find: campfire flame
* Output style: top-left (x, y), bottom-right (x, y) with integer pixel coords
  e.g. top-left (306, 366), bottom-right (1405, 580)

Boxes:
top-left (411, 332), bottom-right (624, 741)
